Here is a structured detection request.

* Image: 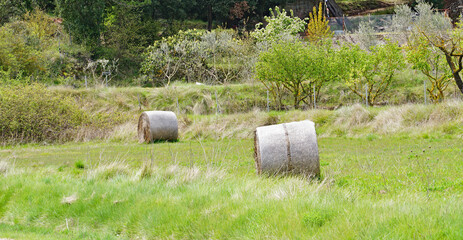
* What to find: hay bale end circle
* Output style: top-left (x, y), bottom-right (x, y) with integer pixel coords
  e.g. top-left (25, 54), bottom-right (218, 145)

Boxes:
top-left (138, 111), bottom-right (178, 143)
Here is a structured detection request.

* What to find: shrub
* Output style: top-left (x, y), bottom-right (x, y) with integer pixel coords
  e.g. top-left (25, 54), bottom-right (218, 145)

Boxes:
top-left (141, 29), bottom-right (249, 85)
top-left (0, 83), bottom-right (87, 143)
top-left (251, 6), bottom-right (305, 45)
top-left (306, 2), bottom-right (332, 43)
top-left (0, 8), bottom-right (89, 83)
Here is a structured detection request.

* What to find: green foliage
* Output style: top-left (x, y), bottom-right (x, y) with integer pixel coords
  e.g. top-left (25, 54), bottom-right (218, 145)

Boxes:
top-left (0, 0), bottom-right (56, 24)
top-left (337, 41), bottom-right (405, 105)
top-left (141, 29), bottom-right (249, 85)
top-left (101, 5), bottom-right (163, 79)
top-left (406, 36), bottom-right (452, 102)
top-left (0, 83), bottom-right (87, 143)
top-left (255, 40), bottom-right (337, 109)
top-left (56, 0), bottom-right (105, 48)
top-left (0, 18), bottom-right (47, 77)
top-left (251, 6), bottom-right (306, 45)
top-left (397, 0), bottom-right (463, 95)
top-left (74, 160), bottom-right (85, 169)
top-left (0, 9), bottom-right (88, 82)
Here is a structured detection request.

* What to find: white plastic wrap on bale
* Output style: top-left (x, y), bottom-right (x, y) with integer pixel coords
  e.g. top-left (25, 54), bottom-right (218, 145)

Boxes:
top-left (138, 111), bottom-right (178, 143)
top-left (254, 120), bottom-right (319, 176)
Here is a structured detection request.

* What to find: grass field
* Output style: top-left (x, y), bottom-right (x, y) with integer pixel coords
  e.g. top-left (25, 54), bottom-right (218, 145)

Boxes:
top-left (1, 135), bottom-right (463, 239)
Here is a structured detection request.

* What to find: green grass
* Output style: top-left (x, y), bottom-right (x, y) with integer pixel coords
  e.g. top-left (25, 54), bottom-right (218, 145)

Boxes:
top-left (1, 137), bottom-right (463, 239)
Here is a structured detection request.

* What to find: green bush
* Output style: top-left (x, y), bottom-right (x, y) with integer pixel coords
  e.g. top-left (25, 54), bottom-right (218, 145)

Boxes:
top-left (0, 83), bottom-right (87, 143)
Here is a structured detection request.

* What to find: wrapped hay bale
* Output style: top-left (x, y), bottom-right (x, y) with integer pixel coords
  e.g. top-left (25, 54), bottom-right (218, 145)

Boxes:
top-left (138, 111), bottom-right (178, 143)
top-left (254, 120), bottom-right (319, 176)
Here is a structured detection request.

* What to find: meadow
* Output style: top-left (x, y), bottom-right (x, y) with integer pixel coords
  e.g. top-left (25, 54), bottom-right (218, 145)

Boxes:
top-left (1, 82), bottom-right (463, 239)
top-left (1, 117), bottom-right (463, 239)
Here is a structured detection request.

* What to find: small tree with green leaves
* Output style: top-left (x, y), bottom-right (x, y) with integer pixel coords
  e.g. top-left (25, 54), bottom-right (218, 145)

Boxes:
top-left (255, 40), bottom-right (336, 109)
top-left (406, 36), bottom-right (452, 102)
top-left (337, 41), bottom-right (405, 105)
top-left (395, 0), bottom-right (463, 95)
top-left (255, 41), bottom-right (309, 109)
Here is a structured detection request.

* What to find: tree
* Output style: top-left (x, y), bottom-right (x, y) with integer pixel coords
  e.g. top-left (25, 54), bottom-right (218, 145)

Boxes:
top-left (194, 0), bottom-right (239, 30)
top-left (403, 0), bottom-right (463, 95)
top-left (406, 36), bottom-right (453, 102)
top-left (255, 41), bottom-right (308, 109)
top-left (141, 29), bottom-right (206, 86)
top-left (337, 42), bottom-right (405, 105)
top-left (255, 40), bottom-right (336, 109)
top-left (56, 0), bottom-right (105, 48)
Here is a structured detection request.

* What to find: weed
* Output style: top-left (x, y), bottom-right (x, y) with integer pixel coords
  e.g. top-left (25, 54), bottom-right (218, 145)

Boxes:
top-left (74, 160), bottom-right (85, 169)
top-left (303, 209), bottom-right (335, 227)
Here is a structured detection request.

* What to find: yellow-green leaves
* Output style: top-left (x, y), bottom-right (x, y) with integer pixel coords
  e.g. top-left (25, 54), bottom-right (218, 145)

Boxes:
top-left (337, 42), bottom-right (404, 105)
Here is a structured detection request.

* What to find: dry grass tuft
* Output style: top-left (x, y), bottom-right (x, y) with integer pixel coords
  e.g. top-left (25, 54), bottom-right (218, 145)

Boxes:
top-left (429, 100), bottom-right (463, 124)
top-left (61, 194), bottom-right (78, 204)
top-left (334, 104), bottom-right (372, 127)
top-left (135, 160), bottom-right (156, 180)
top-left (87, 160), bottom-right (131, 180)
top-left (181, 110), bottom-right (280, 140)
top-left (108, 122), bottom-right (137, 141)
top-left (372, 105), bottom-right (410, 134)
top-left (0, 161), bottom-right (8, 174)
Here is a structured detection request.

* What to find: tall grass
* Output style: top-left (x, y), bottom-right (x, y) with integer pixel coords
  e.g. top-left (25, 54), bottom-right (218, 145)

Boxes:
top-left (1, 137), bottom-right (463, 239)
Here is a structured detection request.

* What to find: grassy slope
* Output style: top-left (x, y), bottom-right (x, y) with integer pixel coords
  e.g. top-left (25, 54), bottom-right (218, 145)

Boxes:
top-left (1, 137), bottom-right (463, 239)
top-left (43, 80), bottom-right (463, 142)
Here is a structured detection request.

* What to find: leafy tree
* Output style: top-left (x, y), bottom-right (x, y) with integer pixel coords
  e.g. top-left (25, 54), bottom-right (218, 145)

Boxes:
top-left (0, 9), bottom-right (59, 77)
top-left (255, 40), bottom-right (336, 109)
top-left (393, 1), bottom-right (463, 95)
top-left (102, 5), bottom-right (161, 77)
top-left (141, 29), bottom-right (247, 86)
top-left (56, 0), bottom-right (105, 48)
top-left (141, 29), bottom-right (205, 86)
top-left (406, 36), bottom-right (452, 102)
top-left (337, 42), bottom-right (405, 105)
top-left (412, 4), bottom-right (463, 95)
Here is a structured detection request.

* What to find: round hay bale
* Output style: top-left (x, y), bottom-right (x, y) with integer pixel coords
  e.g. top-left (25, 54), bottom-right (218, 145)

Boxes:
top-left (254, 120), bottom-right (319, 176)
top-left (138, 111), bottom-right (178, 143)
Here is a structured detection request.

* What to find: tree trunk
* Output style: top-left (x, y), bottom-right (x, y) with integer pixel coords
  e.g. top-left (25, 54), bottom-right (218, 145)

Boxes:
top-left (207, 5), bottom-right (213, 31)
top-left (452, 71), bottom-right (463, 94)
top-left (444, 53), bottom-right (463, 94)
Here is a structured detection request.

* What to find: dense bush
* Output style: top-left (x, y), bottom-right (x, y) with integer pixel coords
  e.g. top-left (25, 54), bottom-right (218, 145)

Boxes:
top-left (0, 84), bottom-right (87, 143)
top-left (0, 9), bottom-right (90, 83)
